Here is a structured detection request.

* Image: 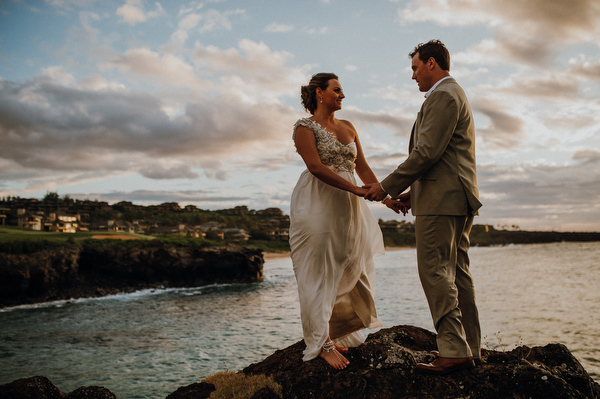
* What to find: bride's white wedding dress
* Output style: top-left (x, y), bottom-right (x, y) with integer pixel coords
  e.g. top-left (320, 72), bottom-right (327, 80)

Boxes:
top-left (289, 118), bottom-right (384, 361)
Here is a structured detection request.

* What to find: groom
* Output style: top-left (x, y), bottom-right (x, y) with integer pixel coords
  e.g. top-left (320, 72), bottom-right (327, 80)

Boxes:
top-left (365, 40), bottom-right (482, 375)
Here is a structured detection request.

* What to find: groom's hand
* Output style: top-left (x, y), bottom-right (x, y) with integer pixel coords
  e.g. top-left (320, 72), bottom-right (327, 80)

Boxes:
top-left (395, 192), bottom-right (411, 216)
top-left (363, 183), bottom-right (387, 201)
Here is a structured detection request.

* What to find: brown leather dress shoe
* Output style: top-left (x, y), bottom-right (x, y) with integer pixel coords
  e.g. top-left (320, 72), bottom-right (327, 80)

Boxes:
top-left (416, 356), bottom-right (475, 375)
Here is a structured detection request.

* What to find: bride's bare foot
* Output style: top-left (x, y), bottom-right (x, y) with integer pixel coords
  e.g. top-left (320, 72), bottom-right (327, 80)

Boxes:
top-left (320, 340), bottom-right (350, 370)
top-left (334, 342), bottom-right (348, 353)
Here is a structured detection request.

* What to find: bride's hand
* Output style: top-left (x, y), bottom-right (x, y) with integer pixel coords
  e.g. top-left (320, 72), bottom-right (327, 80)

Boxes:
top-left (352, 186), bottom-right (368, 197)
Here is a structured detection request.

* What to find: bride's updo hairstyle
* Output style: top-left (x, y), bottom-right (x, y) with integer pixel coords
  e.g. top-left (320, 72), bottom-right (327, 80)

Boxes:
top-left (300, 72), bottom-right (338, 115)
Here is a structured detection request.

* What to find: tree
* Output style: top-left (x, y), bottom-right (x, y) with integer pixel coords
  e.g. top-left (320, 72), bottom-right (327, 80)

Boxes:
top-left (43, 191), bottom-right (59, 203)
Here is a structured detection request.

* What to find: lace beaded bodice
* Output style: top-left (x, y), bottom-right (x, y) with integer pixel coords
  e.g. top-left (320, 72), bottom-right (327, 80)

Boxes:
top-left (293, 118), bottom-right (357, 173)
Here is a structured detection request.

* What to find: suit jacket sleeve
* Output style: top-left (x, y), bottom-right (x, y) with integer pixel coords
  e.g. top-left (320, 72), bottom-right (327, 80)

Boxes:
top-left (381, 90), bottom-right (459, 197)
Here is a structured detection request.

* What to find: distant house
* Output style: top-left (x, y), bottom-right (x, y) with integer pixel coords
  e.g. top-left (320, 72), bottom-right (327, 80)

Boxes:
top-left (264, 228), bottom-right (289, 241)
top-left (275, 228), bottom-right (289, 240)
top-left (149, 202), bottom-right (181, 213)
top-left (0, 207), bottom-right (9, 226)
top-left (109, 220), bottom-right (136, 233)
top-left (218, 206), bottom-right (256, 215)
top-left (44, 212), bottom-right (80, 233)
top-left (74, 199), bottom-right (112, 212)
top-left (17, 209), bottom-right (44, 231)
top-left (199, 221), bottom-right (222, 230)
top-left (113, 201), bottom-right (140, 211)
top-left (223, 228), bottom-right (250, 241)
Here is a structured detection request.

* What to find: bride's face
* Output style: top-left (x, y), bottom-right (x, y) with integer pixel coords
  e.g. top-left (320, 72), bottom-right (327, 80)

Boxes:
top-left (321, 79), bottom-right (345, 110)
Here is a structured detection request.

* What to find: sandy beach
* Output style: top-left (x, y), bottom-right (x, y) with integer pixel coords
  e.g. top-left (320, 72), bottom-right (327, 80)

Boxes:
top-left (263, 251), bottom-right (291, 261)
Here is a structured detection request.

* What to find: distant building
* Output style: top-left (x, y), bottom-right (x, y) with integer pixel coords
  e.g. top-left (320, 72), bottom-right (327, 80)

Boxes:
top-left (17, 209), bottom-right (44, 231)
top-left (218, 205), bottom-right (255, 215)
top-left (0, 207), bottom-right (9, 226)
top-left (44, 211), bottom-right (80, 233)
top-left (265, 228), bottom-right (289, 241)
top-left (257, 208), bottom-right (284, 216)
top-left (223, 228), bottom-right (250, 241)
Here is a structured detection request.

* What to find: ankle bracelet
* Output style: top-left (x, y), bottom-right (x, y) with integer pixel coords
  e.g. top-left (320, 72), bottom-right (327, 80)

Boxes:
top-left (323, 340), bottom-right (336, 352)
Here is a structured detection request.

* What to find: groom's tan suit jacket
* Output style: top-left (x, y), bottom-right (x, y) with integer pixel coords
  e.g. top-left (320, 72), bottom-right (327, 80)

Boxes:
top-left (381, 77), bottom-right (482, 216)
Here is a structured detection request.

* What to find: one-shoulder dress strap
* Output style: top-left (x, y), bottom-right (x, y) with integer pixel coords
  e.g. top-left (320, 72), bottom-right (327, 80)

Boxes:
top-left (292, 118), bottom-right (320, 140)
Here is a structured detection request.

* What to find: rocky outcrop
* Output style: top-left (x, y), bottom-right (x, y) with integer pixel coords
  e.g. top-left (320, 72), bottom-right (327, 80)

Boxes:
top-left (4, 325), bottom-right (598, 399)
top-left (0, 376), bottom-right (117, 399)
top-left (240, 324), bottom-right (600, 399)
top-left (0, 242), bottom-right (263, 308)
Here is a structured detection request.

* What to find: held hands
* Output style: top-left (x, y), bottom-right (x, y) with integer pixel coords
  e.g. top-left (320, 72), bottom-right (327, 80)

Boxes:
top-left (361, 182), bottom-right (411, 216)
top-left (352, 186), bottom-right (369, 197)
top-left (383, 192), bottom-right (411, 216)
top-left (362, 183), bottom-right (388, 201)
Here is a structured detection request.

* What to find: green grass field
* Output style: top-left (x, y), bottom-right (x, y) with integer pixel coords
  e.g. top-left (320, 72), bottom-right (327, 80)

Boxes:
top-left (0, 226), bottom-right (153, 242)
top-left (0, 225), bottom-right (291, 254)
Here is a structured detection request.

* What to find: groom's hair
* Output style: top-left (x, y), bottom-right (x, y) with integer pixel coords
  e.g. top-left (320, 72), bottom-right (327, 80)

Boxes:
top-left (410, 40), bottom-right (450, 71)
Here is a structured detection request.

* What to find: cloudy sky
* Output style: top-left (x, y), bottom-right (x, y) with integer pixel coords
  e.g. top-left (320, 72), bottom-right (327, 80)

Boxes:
top-left (1, 0), bottom-right (599, 231)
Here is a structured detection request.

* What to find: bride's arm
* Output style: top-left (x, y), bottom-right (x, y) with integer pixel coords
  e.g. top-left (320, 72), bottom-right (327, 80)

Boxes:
top-left (294, 126), bottom-right (366, 196)
top-left (353, 132), bottom-right (379, 186)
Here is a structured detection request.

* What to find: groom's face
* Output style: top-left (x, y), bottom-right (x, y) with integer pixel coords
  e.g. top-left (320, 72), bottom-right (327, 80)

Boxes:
top-left (411, 53), bottom-right (433, 92)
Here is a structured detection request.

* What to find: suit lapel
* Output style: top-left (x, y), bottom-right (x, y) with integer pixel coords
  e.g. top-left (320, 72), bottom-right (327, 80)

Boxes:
top-left (410, 110), bottom-right (423, 151)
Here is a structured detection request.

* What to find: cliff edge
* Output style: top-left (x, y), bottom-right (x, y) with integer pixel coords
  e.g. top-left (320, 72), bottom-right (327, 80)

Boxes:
top-left (0, 241), bottom-right (264, 308)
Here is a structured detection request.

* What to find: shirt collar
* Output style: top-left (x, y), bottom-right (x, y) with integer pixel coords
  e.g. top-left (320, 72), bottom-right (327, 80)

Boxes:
top-left (425, 76), bottom-right (452, 98)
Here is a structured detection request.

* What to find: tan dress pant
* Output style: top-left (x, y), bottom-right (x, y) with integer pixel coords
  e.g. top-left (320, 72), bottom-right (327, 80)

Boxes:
top-left (415, 214), bottom-right (481, 359)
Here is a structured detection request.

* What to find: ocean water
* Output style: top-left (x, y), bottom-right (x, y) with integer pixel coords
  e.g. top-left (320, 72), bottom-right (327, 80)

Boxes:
top-left (1, 241), bottom-right (598, 398)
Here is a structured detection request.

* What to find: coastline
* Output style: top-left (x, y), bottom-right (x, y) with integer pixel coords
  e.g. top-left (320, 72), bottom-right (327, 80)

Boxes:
top-left (263, 246), bottom-right (414, 262)
top-left (263, 246), bottom-right (415, 262)
top-left (263, 251), bottom-right (291, 261)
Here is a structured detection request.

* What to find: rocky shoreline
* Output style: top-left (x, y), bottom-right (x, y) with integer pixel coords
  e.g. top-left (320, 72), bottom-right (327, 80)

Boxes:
top-left (0, 241), bottom-right (264, 308)
top-left (2, 325), bottom-right (599, 399)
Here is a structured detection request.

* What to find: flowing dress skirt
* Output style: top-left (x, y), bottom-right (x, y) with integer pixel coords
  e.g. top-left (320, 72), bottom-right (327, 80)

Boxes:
top-left (289, 168), bottom-right (384, 361)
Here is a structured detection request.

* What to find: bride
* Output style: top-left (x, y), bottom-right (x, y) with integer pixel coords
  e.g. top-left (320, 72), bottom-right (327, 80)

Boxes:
top-left (289, 73), bottom-right (386, 369)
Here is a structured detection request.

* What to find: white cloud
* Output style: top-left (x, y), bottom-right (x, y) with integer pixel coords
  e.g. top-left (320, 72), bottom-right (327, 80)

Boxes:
top-left (472, 98), bottom-right (524, 149)
top-left (568, 55), bottom-right (600, 82)
top-left (116, 0), bottom-right (164, 26)
top-left (0, 75), bottom-right (298, 190)
top-left (304, 26), bottom-right (328, 35)
top-left (117, 0), bottom-right (146, 25)
top-left (41, 66), bottom-right (76, 86)
top-left (192, 39), bottom-right (311, 101)
top-left (108, 48), bottom-right (208, 90)
top-left (400, 0), bottom-right (600, 67)
top-left (170, 7), bottom-right (244, 45)
top-left (264, 23), bottom-right (294, 33)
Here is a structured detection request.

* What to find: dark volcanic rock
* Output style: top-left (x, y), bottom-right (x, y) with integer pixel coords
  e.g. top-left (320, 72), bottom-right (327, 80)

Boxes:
top-left (241, 325), bottom-right (600, 399)
top-left (3, 326), bottom-right (599, 399)
top-left (0, 376), bottom-right (63, 399)
top-left (0, 376), bottom-right (116, 399)
top-left (0, 242), bottom-right (264, 307)
top-left (165, 382), bottom-right (216, 399)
